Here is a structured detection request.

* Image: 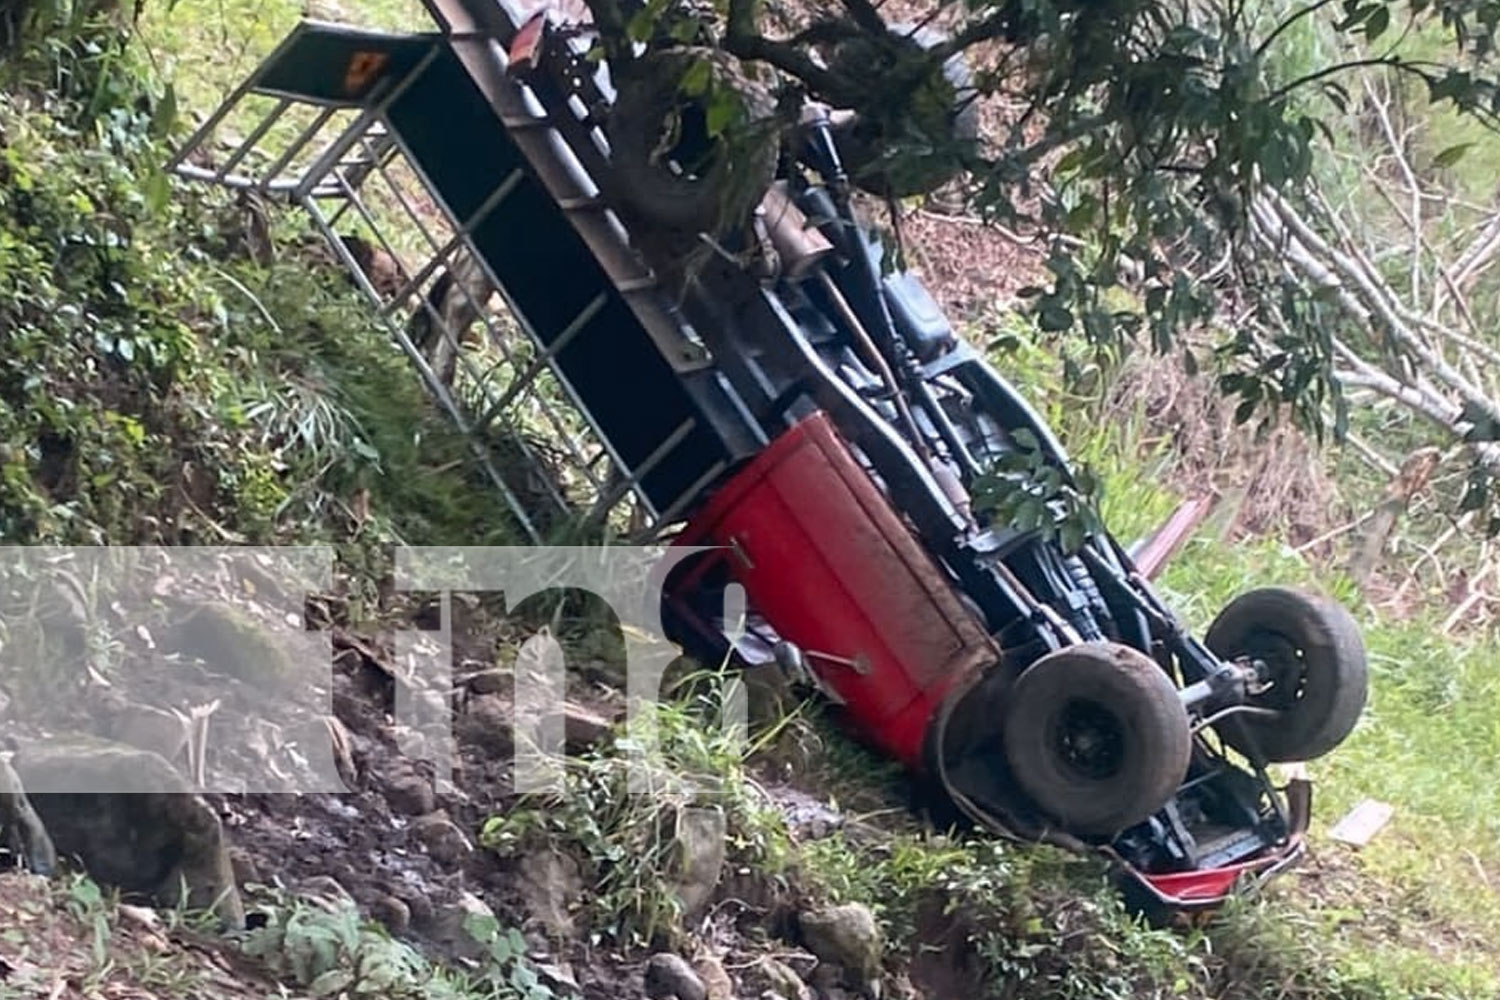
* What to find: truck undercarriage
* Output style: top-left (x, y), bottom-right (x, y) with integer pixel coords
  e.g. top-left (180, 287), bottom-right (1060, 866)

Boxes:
top-left (170, 0), bottom-right (1369, 914)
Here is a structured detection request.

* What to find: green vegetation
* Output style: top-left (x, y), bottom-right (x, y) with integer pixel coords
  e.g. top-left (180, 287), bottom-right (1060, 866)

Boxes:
top-left (1, 1), bottom-right (1499, 999)
top-left (0, 59), bottom-right (522, 558)
top-left (0, 869), bottom-right (555, 1000)
top-left (480, 670), bottom-right (800, 950)
top-left (245, 886), bottom-right (560, 1000)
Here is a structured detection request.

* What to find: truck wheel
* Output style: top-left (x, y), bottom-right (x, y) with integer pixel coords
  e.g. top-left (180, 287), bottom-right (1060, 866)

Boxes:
top-left (827, 23), bottom-right (980, 198)
top-left (606, 48), bottom-right (780, 235)
top-left (1204, 586), bottom-right (1368, 763)
top-left (1002, 643), bottom-right (1190, 838)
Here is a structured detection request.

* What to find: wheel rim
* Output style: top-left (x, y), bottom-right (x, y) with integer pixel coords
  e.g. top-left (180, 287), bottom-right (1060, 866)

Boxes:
top-left (1239, 631), bottom-right (1309, 712)
top-left (647, 102), bottom-right (718, 179)
top-left (1048, 698), bottom-right (1126, 782)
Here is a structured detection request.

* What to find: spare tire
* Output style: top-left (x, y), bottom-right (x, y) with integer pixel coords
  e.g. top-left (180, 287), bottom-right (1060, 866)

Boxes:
top-left (1002, 642), bottom-right (1191, 838)
top-left (605, 48), bottom-right (780, 234)
top-left (1204, 586), bottom-right (1368, 763)
top-left (826, 23), bottom-right (980, 198)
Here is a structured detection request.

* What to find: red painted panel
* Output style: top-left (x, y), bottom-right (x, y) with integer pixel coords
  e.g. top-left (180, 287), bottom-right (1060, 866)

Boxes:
top-left (674, 412), bottom-right (997, 767)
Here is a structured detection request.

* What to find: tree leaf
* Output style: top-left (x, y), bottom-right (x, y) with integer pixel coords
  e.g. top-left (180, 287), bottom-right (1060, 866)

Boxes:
top-left (679, 58), bottom-right (712, 97)
top-left (626, 7), bottom-right (656, 41)
top-left (1037, 304), bottom-right (1074, 332)
top-left (705, 91), bottom-right (739, 136)
top-left (149, 82), bottom-right (177, 139)
top-left (1433, 142), bottom-right (1474, 168)
top-left (1059, 518), bottom-right (1084, 554)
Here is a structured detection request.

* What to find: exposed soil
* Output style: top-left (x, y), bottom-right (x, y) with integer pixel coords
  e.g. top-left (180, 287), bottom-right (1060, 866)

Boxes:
top-left (892, 206), bottom-right (1044, 321)
top-left (209, 599), bottom-right (651, 997)
top-left (0, 873), bottom-right (282, 1000)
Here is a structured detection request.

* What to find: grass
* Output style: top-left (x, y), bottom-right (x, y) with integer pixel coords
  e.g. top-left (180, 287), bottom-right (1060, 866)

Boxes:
top-left (136, 0), bottom-right (427, 117)
top-left (966, 328), bottom-right (1500, 997)
top-left (1083, 413), bottom-right (1500, 997)
top-left (0, 55), bottom-right (531, 554)
top-left (0, 870), bottom-right (561, 1000)
top-left (4, 5), bottom-right (1499, 997)
top-left (479, 665), bottom-right (801, 951)
top-left (244, 884), bottom-right (562, 999)
top-left (0, 871), bottom-right (258, 999)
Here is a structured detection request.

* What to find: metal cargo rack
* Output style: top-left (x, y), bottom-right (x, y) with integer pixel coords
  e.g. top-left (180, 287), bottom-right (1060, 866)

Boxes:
top-left (168, 12), bottom-right (766, 544)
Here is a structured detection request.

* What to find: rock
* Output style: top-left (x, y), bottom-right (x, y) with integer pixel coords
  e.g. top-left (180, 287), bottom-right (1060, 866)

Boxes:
top-left (559, 702), bottom-right (615, 753)
top-left (459, 694), bottom-right (515, 754)
top-left (799, 904), bottom-right (882, 989)
top-left (104, 701), bottom-right (190, 767)
top-left (385, 773), bottom-right (436, 817)
top-left (533, 959), bottom-right (582, 992)
top-left (13, 739), bottom-right (244, 929)
top-left (332, 683), bottom-right (379, 739)
top-left (228, 847), bottom-right (261, 888)
top-left (428, 891), bottom-right (498, 961)
top-left (399, 888), bottom-right (434, 926)
top-left (693, 955), bottom-right (735, 1000)
top-left (167, 600), bottom-right (297, 684)
top-left (671, 806), bottom-right (726, 921)
top-left (468, 668), bottom-right (508, 696)
top-left (411, 812), bottom-right (473, 865)
top-left (644, 953), bottom-right (707, 1000)
top-left (775, 788), bottom-right (844, 843)
top-left (809, 963), bottom-right (843, 993)
top-left (372, 894), bottom-right (412, 936)
top-left (516, 849), bottom-right (582, 940)
top-left (757, 957), bottom-right (814, 1000)
top-left (0, 756), bottom-right (55, 876)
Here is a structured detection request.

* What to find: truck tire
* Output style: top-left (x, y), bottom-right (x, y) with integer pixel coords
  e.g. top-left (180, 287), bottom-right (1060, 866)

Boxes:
top-left (606, 48), bottom-right (780, 235)
top-left (1204, 586), bottom-right (1368, 763)
top-left (1002, 642), bottom-right (1191, 838)
top-left (827, 23), bottom-right (980, 198)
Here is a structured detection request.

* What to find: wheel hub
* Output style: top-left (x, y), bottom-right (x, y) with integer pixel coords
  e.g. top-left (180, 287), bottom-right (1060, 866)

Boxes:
top-left (1054, 699), bottom-right (1125, 782)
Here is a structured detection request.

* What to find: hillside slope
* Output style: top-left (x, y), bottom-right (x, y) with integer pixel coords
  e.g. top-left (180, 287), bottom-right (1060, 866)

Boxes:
top-left (0, 10), bottom-right (1498, 1000)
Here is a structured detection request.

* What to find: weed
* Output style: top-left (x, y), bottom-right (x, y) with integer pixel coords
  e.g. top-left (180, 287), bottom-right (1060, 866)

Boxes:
top-left (243, 888), bottom-right (562, 1000)
top-left (481, 669), bottom-right (796, 949)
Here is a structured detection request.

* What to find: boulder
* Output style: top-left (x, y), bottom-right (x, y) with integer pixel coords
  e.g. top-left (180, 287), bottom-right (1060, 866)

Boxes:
top-left (671, 806), bottom-right (726, 921)
top-left (13, 739), bottom-right (243, 928)
top-left (755, 956), bottom-right (813, 1000)
top-left (458, 694), bottom-right (516, 755)
top-left (467, 668), bottom-right (508, 696)
top-left (427, 890), bottom-right (499, 961)
top-left (384, 772), bottom-right (436, 817)
top-left (558, 702), bottom-right (616, 753)
top-left (516, 849), bottom-right (583, 940)
top-left (644, 953), bottom-right (706, 1000)
top-left (166, 600), bottom-right (299, 684)
top-left (0, 756), bottom-right (55, 875)
top-left (411, 812), bottom-right (473, 865)
top-left (799, 903), bottom-right (882, 991)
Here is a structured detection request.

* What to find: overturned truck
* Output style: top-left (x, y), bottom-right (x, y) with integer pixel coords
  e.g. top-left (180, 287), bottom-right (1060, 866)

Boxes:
top-left (171, 0), bottom-right (1368, 914)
